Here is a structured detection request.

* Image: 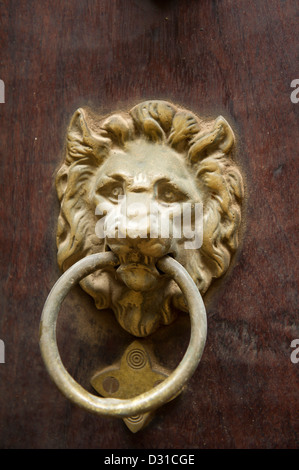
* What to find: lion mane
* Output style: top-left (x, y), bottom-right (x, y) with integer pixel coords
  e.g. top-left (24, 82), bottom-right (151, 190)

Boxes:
top-left (55, 100), bottom-right (244, 336)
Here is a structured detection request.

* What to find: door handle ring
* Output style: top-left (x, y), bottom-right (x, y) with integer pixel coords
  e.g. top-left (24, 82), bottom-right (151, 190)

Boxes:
top-left (39, 252), bottom-right (207, 418)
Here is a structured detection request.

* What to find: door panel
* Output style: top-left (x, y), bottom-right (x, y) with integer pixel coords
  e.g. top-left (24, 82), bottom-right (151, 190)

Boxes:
top-left (0, 0), bottom-right (298, 448)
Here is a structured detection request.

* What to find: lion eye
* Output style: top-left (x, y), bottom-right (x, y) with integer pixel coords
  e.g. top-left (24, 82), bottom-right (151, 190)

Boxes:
top-left (110, 185), bottom-right (124, 200)
top-left (96, 182), bottom-right (124, 202)
top-left (163, 190), bottom-right (176, 202)
top-left (157, 183), bottom-right (188, 204)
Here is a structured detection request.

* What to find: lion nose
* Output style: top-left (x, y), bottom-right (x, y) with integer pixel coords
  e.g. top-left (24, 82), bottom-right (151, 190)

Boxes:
top-left (106, 196), bottom-right (172, 259)
top-left (107, 235), bottom-right (171, 261)
top-left (118, 193), bottom-right (153, 239)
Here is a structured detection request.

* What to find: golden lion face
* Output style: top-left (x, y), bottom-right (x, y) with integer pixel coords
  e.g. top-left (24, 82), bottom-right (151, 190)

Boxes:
top-left (56, 101), bottom-right (244, 337)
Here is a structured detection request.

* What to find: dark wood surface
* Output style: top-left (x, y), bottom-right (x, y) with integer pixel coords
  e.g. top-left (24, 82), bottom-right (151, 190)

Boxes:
top-left (0, 0), bottom-right (298, 449)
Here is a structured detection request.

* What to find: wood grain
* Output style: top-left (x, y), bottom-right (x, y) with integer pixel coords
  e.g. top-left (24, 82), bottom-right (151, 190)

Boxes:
top-left (0, 0), bottom-right (298, 448)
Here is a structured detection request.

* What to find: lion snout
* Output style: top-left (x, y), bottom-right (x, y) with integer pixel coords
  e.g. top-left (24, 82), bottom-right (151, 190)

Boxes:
top-left (106, 235), bottom-right (172, 261)
top-left (105, 235), bottom-right (172, 291)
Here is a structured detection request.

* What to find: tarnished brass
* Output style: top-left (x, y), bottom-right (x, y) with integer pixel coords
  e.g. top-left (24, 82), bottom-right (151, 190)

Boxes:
top-left (40, 100), bottom-right (244, 430)
top-left (39, 253), bottom-right (207, 419)
top-left (55, 100), bottom-right (244, 337)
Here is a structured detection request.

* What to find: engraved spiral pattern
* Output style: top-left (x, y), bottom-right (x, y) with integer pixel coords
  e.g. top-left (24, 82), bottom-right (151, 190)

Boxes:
top-left (126, 348), bottom-right (147, 369)
top-left (126, 415), bottom-right (143, 424)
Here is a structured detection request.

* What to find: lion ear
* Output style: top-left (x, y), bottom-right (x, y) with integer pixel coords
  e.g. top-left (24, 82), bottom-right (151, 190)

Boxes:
top-left (188, 116), bottom-right (235, 163)
top-left (56, 108), bottom-right (111, 201)
top-left (65, 108), bottom-right (111, 164)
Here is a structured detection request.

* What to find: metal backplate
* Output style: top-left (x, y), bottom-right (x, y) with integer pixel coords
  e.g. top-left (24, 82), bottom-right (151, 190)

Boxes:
top-left (91, 340), bottom-right (171, 432)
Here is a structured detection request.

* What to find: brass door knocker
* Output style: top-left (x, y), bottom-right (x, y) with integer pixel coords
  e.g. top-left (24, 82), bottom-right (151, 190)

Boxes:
top-left (40, 100), bottom-right (244, 432)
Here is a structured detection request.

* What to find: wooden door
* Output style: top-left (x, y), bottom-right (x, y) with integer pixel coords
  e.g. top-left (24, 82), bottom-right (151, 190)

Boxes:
top-left (0, 0), bottom-right (298, 449)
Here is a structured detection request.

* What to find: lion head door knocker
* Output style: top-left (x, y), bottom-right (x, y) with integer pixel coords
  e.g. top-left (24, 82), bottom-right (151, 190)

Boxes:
top-left (40, 100), bottom-right (244, 432)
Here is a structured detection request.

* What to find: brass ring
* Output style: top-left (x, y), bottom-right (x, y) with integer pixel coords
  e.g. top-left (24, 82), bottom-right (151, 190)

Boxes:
top-left (39, 252), bottom-right (207, 418)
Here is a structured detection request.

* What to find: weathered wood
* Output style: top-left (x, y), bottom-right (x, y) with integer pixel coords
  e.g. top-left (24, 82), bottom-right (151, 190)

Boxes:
top-left (0, 0), bottom-right (298, 448)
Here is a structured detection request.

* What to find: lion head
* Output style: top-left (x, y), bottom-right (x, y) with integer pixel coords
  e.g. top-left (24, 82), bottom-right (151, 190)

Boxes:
top-left (55, 100), bottom-right (244, 337)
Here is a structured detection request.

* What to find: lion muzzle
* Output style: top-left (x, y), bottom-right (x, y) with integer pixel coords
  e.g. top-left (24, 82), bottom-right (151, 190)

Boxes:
top-left (106, 235), bottom-right (172, 292)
